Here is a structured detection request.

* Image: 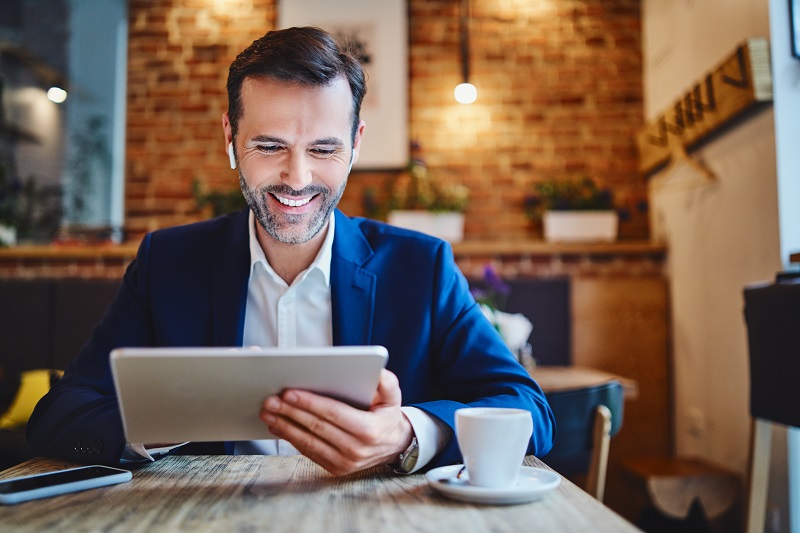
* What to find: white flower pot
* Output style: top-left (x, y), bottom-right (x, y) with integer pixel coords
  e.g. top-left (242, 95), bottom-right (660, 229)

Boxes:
top-left (542, 210), bottom-right (618, 243)
top-left (387, 210), bottom-right (465, 243)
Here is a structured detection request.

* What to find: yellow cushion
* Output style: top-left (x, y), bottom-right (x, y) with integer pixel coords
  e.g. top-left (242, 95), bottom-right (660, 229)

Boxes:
top-left (0, 369), bottom-right (61, 430)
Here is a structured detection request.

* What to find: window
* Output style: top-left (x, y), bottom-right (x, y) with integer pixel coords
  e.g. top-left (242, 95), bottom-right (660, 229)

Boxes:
top-left (0, 0), bottom-right (127, 243)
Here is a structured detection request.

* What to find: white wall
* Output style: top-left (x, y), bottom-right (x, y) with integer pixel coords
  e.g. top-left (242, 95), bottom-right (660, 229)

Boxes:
top-left (645, 0), bottom-right (800, 530)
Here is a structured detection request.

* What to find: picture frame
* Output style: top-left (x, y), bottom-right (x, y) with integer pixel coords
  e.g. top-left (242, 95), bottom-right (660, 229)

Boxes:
top-left (792, 0), bottom-right (800, 59)
top-left (278, 0), bottom-right (409, 170)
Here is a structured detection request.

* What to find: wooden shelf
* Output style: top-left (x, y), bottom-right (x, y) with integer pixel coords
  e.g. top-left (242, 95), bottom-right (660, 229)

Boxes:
top-left (0, 243), bottom-right (138, 260)
top-left (452, 239), bottom-right (667, 257)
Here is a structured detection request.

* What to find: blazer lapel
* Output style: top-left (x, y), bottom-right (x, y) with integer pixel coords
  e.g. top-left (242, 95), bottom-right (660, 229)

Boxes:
top-left (210, 209), bottom-right (251, 346)
top-left (331, 210), bottom-right (376, 346)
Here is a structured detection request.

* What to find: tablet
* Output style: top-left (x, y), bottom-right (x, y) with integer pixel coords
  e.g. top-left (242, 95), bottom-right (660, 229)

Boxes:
top-left (110, 346), bottom-right (388, 443)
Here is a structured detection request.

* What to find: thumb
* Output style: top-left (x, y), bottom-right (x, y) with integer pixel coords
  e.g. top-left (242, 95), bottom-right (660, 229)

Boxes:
top-left (371, 369), bottom-right (402, 409)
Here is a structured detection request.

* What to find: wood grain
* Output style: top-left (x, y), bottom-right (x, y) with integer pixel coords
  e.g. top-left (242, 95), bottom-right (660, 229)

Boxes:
top-left (0, 455), bottom-right (641, 532)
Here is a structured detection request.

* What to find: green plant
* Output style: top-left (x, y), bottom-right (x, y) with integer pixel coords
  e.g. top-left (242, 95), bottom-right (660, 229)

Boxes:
top-left (0, 161), bottom-right (20, 228)
top-left (388, 144), bottom-right (469, 213)
top-left (524, 176), bottom-right (614, 220)
top-left (192, 181), bottom-right (247, 217)
top-left (65, 115), bottom-right (110, 223)
top-left (0, 162), bottom-right (62, 245)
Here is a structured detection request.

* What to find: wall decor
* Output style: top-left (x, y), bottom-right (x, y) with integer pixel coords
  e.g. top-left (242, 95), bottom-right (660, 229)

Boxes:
top-left (637, 38), bottom-right (773, 176)
top-left (278, 0), bottom-right (409, 170)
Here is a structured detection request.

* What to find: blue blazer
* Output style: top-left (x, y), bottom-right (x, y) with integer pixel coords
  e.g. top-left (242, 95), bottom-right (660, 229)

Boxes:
top-left (28, 209), bottom-right (555, 466)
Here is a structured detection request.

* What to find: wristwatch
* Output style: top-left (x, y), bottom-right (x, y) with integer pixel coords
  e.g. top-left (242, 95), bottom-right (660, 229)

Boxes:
top-left (392, 436), bottom-right (419, 474)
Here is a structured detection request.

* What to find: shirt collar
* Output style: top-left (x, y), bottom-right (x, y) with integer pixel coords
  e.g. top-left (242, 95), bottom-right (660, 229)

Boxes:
top-left (247, 210), bottom-right (334, 287)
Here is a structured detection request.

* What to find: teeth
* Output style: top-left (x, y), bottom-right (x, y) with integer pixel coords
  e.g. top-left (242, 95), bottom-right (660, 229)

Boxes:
top-left (276, 195), bottom-right (311, 207)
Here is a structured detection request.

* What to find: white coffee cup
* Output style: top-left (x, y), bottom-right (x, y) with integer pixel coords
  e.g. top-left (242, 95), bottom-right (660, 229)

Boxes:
top-left (455, 407), bottom-right (533, 488)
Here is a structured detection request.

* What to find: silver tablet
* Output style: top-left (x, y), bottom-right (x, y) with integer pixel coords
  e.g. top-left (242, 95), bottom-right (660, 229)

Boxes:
top-left (110, 346), bottom-right (388, 443)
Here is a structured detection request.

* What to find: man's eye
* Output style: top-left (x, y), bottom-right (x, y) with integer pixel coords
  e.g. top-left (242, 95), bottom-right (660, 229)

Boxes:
top-left (311, 148), bottom-right (336, 156)
top-left (257, 145), bottom-right (282, 153)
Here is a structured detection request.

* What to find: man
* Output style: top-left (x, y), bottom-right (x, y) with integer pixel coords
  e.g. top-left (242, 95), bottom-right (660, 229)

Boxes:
top-left (28, 27), bottom-right (555, 475)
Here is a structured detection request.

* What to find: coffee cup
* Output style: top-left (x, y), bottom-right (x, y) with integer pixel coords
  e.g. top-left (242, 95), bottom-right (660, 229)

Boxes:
top-left (455, 407), bottom-right (533, 488)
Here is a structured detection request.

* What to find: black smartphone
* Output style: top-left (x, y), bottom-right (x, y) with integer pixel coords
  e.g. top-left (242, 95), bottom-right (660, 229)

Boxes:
top-left (0, 465), bottom-right (132, 505)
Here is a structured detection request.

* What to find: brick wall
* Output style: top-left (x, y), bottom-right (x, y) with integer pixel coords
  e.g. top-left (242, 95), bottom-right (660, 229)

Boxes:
top-left (124, 0), bottom-right (646, 243)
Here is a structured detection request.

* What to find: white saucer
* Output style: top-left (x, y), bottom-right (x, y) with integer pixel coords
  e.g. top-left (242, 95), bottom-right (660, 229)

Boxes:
top-left (425, 465), bottom-right (561, 505)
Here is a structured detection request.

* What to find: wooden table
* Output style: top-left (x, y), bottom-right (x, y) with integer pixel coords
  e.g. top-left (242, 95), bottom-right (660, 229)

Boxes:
top-left (0, 455), bottom-right (640, 532)
top-left (531, 365), bottom-right (639, 400)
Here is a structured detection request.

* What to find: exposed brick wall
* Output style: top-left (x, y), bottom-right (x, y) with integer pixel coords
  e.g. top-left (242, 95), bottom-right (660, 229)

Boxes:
top-left (125, 0), bottom-right (277, 240)
top-left (124, 0), bottom-right (646, 243)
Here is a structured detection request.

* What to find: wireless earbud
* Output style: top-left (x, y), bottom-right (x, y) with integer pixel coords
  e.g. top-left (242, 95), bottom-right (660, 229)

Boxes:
top-left (227, 142), bottom-right (236, 170)
top-left (348, 150), bottom-right (356, 173)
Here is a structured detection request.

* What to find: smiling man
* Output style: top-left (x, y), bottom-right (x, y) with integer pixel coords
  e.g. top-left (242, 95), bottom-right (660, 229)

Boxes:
top-left (27, 27), bottom-right (555, 475)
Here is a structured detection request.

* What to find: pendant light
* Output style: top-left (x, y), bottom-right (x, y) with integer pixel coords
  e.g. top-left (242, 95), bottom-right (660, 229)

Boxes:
top-left (454, 0), bottom-right (477, 104)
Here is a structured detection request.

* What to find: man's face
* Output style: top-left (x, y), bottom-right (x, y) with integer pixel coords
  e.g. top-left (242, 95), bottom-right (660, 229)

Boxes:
top-left (224, 76), bottom-right (364, 245)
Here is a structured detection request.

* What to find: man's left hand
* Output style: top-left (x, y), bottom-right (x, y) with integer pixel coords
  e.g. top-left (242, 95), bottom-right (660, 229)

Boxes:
top-left (260, 369), bottom-right (414, 476)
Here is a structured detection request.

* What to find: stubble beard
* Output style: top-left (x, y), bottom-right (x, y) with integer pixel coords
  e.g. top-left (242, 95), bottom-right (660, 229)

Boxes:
top-left (239, 171), bottom-right (347, 244)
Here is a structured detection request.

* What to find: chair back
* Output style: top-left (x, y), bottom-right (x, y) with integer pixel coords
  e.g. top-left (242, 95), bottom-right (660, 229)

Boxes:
top-left (743, 280), bottom-right (800, 429)
top-left (540, 380), bottom-right (624, 475)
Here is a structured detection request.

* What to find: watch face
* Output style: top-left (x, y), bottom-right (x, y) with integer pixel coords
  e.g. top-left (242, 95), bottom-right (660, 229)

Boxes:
top-left (401, 443), bottom-right (420, 471)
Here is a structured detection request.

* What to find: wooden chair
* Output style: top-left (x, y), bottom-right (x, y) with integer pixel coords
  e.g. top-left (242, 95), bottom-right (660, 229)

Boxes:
top-left (540, 380), bottom-right (624, 501)
top-left (743, 279), bottom-right (800, 533)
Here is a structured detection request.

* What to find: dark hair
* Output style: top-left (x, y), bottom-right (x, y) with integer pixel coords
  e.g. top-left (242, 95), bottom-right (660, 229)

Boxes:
top-left (227, 26), bottom-right (367, 145)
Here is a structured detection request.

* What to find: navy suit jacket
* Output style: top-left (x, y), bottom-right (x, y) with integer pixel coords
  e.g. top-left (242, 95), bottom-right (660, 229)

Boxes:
top-left (28, 209), bottom-right (555, 467)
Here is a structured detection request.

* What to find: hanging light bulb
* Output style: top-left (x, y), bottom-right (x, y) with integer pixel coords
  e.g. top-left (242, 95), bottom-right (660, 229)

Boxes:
top-left (454, 82), bottom-right (477, 104)
top-left (455, 0), bottom-right (477, 104)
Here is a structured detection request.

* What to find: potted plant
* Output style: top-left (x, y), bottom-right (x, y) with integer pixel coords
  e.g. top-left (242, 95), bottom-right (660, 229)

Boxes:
top-left (524, 176), bottom-right (617, 243)
top-left (0, 161), bottom-right (63, 246)
top-left (0, 162), bottom-right (20, 246)
top-left (386, 142), bottom-right (469, 242)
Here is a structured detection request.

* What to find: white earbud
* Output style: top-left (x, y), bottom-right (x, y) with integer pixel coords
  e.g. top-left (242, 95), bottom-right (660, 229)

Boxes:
top-left (348, 150), bottom-right (356, 173)
top-left (227, 142), bottom-right (236, 170)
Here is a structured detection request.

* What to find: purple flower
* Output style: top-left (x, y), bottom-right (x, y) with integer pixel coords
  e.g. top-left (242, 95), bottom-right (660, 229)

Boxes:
top-left (483, 265), bottom-right (510, 295)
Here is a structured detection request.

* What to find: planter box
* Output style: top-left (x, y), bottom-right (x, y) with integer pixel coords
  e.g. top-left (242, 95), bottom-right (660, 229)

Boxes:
top-left (387, 211), bottom-right (465, 243)
top-left (543, 210), bottom-right (618, 243)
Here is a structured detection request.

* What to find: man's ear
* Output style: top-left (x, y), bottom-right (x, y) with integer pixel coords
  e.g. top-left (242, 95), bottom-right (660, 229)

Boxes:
top-left (350, 120), bottom-right (366, 169)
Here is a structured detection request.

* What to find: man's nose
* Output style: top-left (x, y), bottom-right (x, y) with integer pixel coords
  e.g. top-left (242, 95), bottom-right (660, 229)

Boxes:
top-left (281, 152), bottom-right (313, 191)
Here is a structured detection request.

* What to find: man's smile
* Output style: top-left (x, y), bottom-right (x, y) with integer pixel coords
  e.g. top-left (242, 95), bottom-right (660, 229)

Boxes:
top-left (274, 194), bottom-right (314, 208)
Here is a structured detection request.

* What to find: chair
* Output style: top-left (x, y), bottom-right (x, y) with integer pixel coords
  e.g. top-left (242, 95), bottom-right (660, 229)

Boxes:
top-left (540, 379), bottom-right (624, 501)
top-left (743, 279), bottom-right (800, 533)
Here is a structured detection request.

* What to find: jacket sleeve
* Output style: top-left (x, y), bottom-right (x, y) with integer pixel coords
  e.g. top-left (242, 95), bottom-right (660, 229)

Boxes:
top-left (26, 234), bottom-right (156, 465)
top-left (382, 240), bottom-right (556, 468)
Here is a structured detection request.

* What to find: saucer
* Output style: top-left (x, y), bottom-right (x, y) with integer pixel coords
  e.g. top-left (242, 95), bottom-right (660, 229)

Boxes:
top-left (425, 465), bottom-right (561, 505)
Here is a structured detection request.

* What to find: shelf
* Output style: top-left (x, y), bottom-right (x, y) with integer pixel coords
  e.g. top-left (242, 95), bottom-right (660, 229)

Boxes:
top-left (452, 240), bottom-right (667, 257)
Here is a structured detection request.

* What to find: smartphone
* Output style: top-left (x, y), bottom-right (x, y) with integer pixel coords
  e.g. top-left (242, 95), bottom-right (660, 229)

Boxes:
top-left (0, 465), bottom-right (132, 505)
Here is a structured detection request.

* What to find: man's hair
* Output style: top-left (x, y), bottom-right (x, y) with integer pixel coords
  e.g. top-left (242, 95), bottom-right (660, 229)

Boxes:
top-left (227, 26), bottom-right (367, 145)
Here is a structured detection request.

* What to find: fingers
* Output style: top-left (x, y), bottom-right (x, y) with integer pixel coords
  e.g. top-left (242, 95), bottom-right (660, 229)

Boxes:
top-left (260, 371), bottom-right (409, 476)
top-left (261, 392), bottom-right (373, 474)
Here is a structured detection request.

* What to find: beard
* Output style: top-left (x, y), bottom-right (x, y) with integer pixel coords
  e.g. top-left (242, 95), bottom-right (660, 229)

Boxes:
top-left (239, 171), bottom-right (346, 245)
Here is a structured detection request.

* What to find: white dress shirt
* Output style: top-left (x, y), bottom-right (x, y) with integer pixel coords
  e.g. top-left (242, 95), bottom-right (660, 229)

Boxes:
top-left (235, 211), bottom-right (446, 472)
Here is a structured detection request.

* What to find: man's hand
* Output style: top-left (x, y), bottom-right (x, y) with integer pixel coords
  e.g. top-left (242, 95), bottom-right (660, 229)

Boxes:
top-left (260, 369), bottom-right (414, 476)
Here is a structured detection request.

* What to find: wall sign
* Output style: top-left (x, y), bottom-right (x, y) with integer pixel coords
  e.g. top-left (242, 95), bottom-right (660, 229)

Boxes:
top-left (637, 38), bottom-right (773, 176)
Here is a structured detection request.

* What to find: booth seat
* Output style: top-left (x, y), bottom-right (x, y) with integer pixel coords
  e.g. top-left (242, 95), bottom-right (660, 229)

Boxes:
top-left (0, 278), bottom-right (121, 469)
